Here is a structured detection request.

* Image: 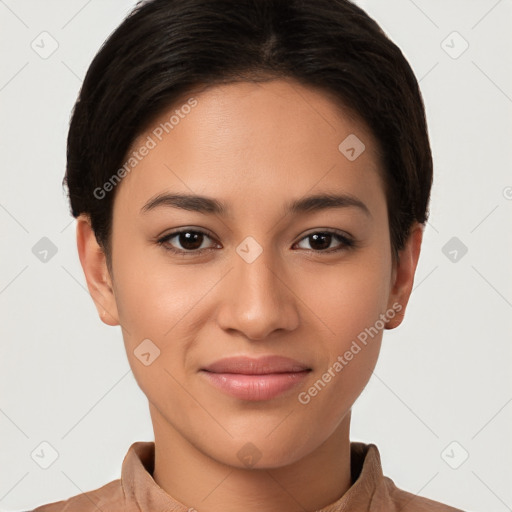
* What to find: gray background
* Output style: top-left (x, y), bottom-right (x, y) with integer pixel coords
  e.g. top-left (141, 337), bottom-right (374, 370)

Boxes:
top-left (1, 1), bottom-right (511, 511)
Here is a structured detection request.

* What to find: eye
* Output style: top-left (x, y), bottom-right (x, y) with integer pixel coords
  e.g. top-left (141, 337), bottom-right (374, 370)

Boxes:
top-left (157, 228), bottom-right (356, 257)
top-left (157, 229), bottom-right (219, 256)
top-left (293, 230), bottom-right (355, 253)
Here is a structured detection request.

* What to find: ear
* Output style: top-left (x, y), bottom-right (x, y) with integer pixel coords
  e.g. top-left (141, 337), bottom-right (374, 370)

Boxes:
top-left (385, 222), bottom-right (424, 330)
top-left (76, 214), bottom-right (119, 326)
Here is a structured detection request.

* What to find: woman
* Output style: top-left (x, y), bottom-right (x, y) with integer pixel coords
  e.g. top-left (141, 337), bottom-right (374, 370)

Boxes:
top-left (32, 0), bottom-right (464, 510)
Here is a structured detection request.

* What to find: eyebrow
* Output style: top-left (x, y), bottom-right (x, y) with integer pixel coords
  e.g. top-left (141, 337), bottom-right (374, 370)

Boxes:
top-left (141, 192), bottom-right (371, 218)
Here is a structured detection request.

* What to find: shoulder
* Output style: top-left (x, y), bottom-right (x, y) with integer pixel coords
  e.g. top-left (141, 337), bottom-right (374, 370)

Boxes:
top-left (383, 476), bottom-right (466, 511)
top-left (29, 478), bottom-right (126, 512)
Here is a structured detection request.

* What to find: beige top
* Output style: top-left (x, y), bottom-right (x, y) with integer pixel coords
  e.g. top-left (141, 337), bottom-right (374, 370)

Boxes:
top-left (32, 441), bottom-right (464, 511)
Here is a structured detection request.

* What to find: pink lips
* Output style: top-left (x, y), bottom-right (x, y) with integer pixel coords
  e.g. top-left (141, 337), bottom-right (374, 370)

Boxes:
top-left (200, 355), bottom-right (311, 401)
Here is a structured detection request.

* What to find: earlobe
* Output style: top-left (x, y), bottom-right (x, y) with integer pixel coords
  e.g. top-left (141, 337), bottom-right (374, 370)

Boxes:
top-left (385, 223), bottom-right (424, 330)
top-left (76, 214), bottom-right (119, 326)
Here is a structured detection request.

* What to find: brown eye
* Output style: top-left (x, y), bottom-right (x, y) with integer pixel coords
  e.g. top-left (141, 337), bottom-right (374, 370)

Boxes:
top-left (295, 231), bottom-right (355, 253)
top-left (157, 229), bottom-right (218, 255)
top-left (174, 231), bottom-right (205, 251)
top-left (307, 233), bottom-right (332, 251)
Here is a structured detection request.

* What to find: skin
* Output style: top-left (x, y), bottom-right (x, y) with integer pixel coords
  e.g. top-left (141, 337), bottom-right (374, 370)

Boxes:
top-left (76, 78), bottom-right (423, 512)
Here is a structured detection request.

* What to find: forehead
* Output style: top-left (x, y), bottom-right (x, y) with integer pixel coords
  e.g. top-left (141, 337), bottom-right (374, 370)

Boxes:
top-left (114, 78), bottom-right (385, 216)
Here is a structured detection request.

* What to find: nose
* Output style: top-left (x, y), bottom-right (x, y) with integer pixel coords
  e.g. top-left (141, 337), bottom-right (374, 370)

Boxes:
top-left (216, 247), bottom-right (300, 341)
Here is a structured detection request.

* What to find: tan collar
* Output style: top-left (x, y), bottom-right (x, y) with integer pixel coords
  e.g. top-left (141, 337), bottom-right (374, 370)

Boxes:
top-left (120, 441), bottom-right (390, 511)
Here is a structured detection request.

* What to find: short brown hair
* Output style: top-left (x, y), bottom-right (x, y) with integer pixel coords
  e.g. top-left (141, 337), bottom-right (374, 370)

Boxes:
top-left (64, 0), bottom-right (433, 264)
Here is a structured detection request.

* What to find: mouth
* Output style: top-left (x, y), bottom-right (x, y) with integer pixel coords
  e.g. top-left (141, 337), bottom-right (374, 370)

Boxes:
top-left (200, 355), bottom-right (312, 401)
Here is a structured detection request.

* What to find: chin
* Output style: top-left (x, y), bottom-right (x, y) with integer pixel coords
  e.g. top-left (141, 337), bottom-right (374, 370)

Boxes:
top-left (204, 428), bottom-right (321, 470)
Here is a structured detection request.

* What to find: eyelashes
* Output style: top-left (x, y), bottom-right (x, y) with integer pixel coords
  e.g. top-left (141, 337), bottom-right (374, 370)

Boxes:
top-left (157, 229), bottom-right (220, 255)
top-left (156, 228), bottom-right (357, 257)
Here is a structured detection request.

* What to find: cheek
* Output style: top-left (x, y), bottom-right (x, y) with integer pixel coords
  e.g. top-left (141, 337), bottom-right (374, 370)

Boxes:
top-left (111, 246), bottom-right (225, 383)
top-left (112, 236), bottom-right (209, 332)
top-left (294, 264), bottom-right (387, 435)
top-left (303, 253), bottom-right (392, 345)
top-left (111, 261), bottom-right (197, 407)
top-left (294, 248), bottom-right (391, 400)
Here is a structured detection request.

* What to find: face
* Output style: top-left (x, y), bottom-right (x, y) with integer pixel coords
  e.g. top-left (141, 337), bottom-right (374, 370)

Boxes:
top-left (78, 78), bottom-right (420, 469)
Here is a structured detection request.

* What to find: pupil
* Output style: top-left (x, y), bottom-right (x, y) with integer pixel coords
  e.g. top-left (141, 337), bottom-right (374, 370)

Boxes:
top-left (180, 232), bottom-right (202, 250)
top-left (310, 233), bottom-right (331, 250)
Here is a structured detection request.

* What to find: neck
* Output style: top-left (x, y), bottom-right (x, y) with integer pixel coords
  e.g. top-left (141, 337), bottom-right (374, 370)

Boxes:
top-left (151, 406), bottom-right (353, 512)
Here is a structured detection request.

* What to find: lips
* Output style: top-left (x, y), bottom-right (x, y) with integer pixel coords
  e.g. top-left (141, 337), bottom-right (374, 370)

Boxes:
top-left (200, 355), bottom-right (311, 401)
top-left (202, 355), bottom-right (310, 374)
